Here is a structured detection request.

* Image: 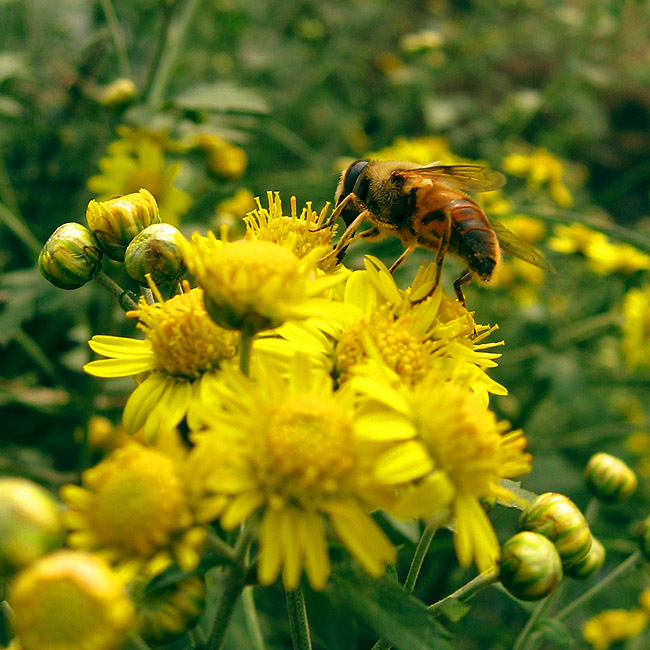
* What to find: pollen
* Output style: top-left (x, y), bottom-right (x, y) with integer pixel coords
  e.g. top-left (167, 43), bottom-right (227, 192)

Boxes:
top-left (335, 314), bottom-right (431, 385)
top-left (63, 443), bottom-right (191, 557)
top-left (131, 287), bottom-right (239, 378)
top-left (265, 394), bottom-right (355, 495)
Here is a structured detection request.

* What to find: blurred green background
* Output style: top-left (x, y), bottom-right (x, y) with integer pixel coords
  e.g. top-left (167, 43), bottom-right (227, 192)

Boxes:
top-left (3, 1), bottom-right (650, 648)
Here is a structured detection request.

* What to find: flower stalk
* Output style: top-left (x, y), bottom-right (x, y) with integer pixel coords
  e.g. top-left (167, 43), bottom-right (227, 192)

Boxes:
top-left (286, 588), bottom-right (312, 650)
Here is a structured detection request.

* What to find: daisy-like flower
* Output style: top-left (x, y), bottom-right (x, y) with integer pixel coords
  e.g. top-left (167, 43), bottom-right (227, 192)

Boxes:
top-left (83, 280), bottom-right (240, 436)
top-left (621, 284), bottom-right (650, 370)
top-left (9, 550), bottom-right (134, 650)
top-left (186, 355), bottom-right (397, 591)
top-left (176, 233), bottom-right (346, 333)
top-left (549, 223), bottom-right (650, 275)
top-left (88, 126), bottom-right (192, 225)
top-left (328, 257), bottom-right (506, 396)
top-left (351, 360), bottom-right (531, 572)
top-left (244, 192), bottom-right (339, 272)
top-left (60, 430), bottom-right (206, 580)
top-left (503, 146), bottom-right (576, 208)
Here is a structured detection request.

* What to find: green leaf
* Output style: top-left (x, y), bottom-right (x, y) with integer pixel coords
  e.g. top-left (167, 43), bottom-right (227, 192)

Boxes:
top-left (326, 561), bottom-right (454, 650)
top-left (173, 82), bottom-right (270, 115)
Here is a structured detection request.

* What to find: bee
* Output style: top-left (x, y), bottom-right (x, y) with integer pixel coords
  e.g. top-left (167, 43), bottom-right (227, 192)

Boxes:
top-left (323, 159), bottom-right (552, 305)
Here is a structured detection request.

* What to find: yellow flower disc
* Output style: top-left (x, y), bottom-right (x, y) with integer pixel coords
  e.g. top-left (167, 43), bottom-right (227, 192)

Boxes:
top-left (63, 443), bottom-right (191, 557)
top-left (132, 287), bottom-right (239, 378)
top-left (10, 550), bottom-right (133, 650)
top-left (266, 394), bottom-right (355, 496)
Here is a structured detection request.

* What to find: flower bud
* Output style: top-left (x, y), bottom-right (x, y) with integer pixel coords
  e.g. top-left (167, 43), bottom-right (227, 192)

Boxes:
top-left (0, 478), bottom-right (65, 577)
top-left (499, 531), bottom-right (563, 601)
top-left (9, 550), bottom-right (133, 650)
top-left (564, 536), bottom-right (606, 580)
top-left (133, 575), bottom-right (205, 643)
top-left (585, 452), bottom-right (638, 502)
top-left (124, 223), bottom-right (187, 285)
top-left (97, 78), bottom-right (138, 108)
top-left (86, 188), bottom-right (159, 261)
top-left (520, 492), bottom-right (592, 567)
top-left (197, 135), bottom-right (247, 180)
top-left (38, 222), bottom-right (103, 289)
top-left (638, 514), bottom-right (650, 561)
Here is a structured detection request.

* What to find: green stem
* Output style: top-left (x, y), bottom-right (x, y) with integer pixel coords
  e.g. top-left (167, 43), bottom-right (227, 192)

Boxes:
top-left (98, 0), bottom-right (131, 79)
top-left (512, 596), bottom-right (552, 650)
top-left (206, 526), bottom-right (252, 650)
top-left (556, 550), bottom-right (641, 622)
top-left (93, 271), bottom-right (138, 310)
top-left (242, 587), bottom-right (266, 650)
top-left (428, 567), bottom-right (499, 616)
top-left (286, 588), bottom-right (312, 650)
top-left (370, 518), bottom-right (451, 650)
top-left (239, 326), bottom-right (255, 375)
top-left (0, 152), bottom-right (21, 217)
top-left (584, 497), bottom-right (599, 525)
top-left (0, 201), bottom-right (42, 259)
top-left (404, 519), bottom-right (440, 594)
top-left (146, 0), bottom-right (204, 108)
top-left (14, 327), bottom-right (61, 384)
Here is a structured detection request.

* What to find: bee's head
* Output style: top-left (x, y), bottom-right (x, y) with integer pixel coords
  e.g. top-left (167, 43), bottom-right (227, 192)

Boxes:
top-left (335, 160), bottom-right (369, 206)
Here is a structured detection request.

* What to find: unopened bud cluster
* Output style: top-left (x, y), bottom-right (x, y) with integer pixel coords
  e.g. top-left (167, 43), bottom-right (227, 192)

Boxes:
top-left (500, 489), bottom-right (609, 601)
top-left (39, 189), bottom-right (186, 291)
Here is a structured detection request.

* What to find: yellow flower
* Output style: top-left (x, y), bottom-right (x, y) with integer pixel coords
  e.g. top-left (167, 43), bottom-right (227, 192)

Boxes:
top-left (548, 223), bottom-right (650, 275)
top-left (84, 281), bottom-right (240, 436)
top-left (60, 432), bottom-right (205, 579)
top-left (332, 257), bottom-right (506, 396)
top-left (503, 147), bottom-right (575, 208)
top-left (351, 361), bottom-right (531, 572)
top-left (367, 135), bottom-right (465, 166)
top-left (88, 126), bottom-right (192, 225)
top-left (583, 607), bottom-right (649, 650)
top-left (177, 233), bottom-right (346, 333)
top-left (9, 550), bottom-right (134, 650)
top-left (186, 356), bottom-right (396, 590)
top-left (621, 284), bottom-right (650, 369)
top-left (244, 192), bottom-right (339, 272)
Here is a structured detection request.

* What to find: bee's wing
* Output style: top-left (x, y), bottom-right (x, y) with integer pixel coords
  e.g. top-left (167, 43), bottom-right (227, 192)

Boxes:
top-left (493, 221), bottom-right (555, 272)
top-left (394, 164), bottom-right (506, 192)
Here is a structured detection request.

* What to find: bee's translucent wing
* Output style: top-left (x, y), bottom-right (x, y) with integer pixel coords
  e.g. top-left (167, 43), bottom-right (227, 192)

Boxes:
top-left (395, 164), bottom-right (506, 192)
top-left (493, 221), bottom-right (555, 271)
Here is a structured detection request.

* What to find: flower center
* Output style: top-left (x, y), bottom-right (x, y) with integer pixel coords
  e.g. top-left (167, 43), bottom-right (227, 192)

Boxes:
top-left (265, 394), bottom-right (354, 497)
top-left (84, 444), bottom-right (189, 555)
top-left (335, 316), bottom-right (431, 385)
top-left (134, 287), bottom-right (239, 378)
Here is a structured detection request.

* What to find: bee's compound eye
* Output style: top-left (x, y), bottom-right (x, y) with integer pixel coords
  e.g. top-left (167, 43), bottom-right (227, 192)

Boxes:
top-left (339, 160), bottom-right (368, 204)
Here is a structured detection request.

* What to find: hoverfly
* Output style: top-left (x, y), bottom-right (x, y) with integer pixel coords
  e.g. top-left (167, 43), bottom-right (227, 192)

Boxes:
top-left (323, 159), bottom-right (552, 305)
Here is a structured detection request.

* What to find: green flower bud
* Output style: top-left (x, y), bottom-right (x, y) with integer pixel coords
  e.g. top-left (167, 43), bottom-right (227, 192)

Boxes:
top-left (38, 222), bottom-right (103, 289)
top-left (125, 223), bottom-right (187, 285)
top-left (0, 478), bottom-right (65, 577)
top-left (585, 452), bottom-right (638, 502)
top-left (86, 188), bottom-right (160, 261)
top-left (520, 492), bottom-right (592, 567)
top-left (97, 78), bottom-right (138, 108)
top-left (565, 536), bottom-right (606, 580)
top-left (133, 575), bottom-right (205, 643)
top-left (638, 514), bottom-right (650, 561)
top-left (499, 531), bottom-right (563, 601)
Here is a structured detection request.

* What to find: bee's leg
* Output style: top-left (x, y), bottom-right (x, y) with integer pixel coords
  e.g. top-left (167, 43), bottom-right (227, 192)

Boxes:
top-left (388, 246), bottom-right (416, 273)
top-left (320, 209), bottom-right (371, 263)
top-left (452, 270), bottom-right (473, 309)
top-left (433, 209), bottom-right (454, 288)
top-left (310, 193), bottom-right (365, 232)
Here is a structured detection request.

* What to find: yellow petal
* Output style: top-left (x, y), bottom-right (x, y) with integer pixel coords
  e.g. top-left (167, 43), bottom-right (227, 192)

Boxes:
top-left (220, 490), bottom-right (265, 530)
top-left (83, 357), bottom-right (153, 378)
top-left (88, 335), bottom-right (151, 357)
top-left (280, 508), bottom-right (302, 591)
top-left (374, 441), bottom-right (433, 484)
top-left (299, 510), bottom-right (329, 590)
top-left (122, 373), bottom-right (168, 433)
top-left (259, 509), bottom-right (283, 586)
